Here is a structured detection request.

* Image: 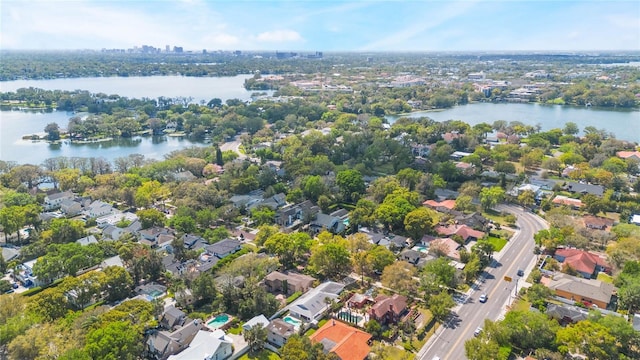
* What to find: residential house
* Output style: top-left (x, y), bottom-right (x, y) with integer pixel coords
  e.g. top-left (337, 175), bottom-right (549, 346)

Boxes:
top-left (310, 213), bottom-right (347, 235)
top-left (552, 195), bottom-right (583, 209)
top-left (435, 224), bottom-right (485, 243)
top-left (347, 293), bottom-right (374, 309)
top-left (160, 306), bottom-right (188, 330)
top-left (510, 183), bottom-right (543, 199)
top-left (102, 225), bottom-right (125, 240)
top-left (205, 238), bottom-right (242, 259)
top-left (545, 303), bottom-right (588, 326)
top-left (368, 294), bottom-right (408, 325)
top-left (138, 227), bottom-right (175, 248)
top-left (263, 271), bottom-right (316, 296)
top-left (242, 314), bottom-right (269, 331)
top-left (101, 255), bottom-right (124, 269)
top-left (361, 230), bottom-right (409, 250)
top-left (455, 161), bottom-right (476, 175)
top-left (542, 273), bottom-right (617, 309)
top-left (583, 216), bottom-right (614, 230)
top-left (146, 319), bottom-right (204, 360)
top-left (182, 234), bottom-right (208, 251)
top-left (309, 320), bottom-right (371, 360)
top-left (616, 151), bottom-right (640, 161)
top-left (288, 281), bottom-right (345, 323)
top-left (166, 329), bottom-right (233, 360)
top-left (275, 200), bottom-right (320, 228)
top-left (229, 190), bottom-right (265, 209)
top-left (450, 151), bottom-right (473, 161)
top-left (266, 319), bottom-right (295, 347)
top-left (423, 199), bottom-right (457, 213)
top-left (564, 182), bottom-right (604, 197)
top-left (60, 198), bottom-right (82, 217)
top-left (429, 238), bottom-right (462, 261)
top-left (169, 171), bottom-right (196, 182)
top-left (85, 200), bottom-right (117, 219)
top-left (96, 211), bottom-right (137, 228)
top-left (455, 212), bottom-right (489, 230)
top-left (1, 247), bottom-right (19, 262)
top-left (44, 191), bottom-right (74, 211)
top-left (76, 235), bottom-right (98, 246)
top-left (247, 193), bottom-right (287, 211)
top-left (441, 131), bottom-right (462, 143)
top-left (554, 248), bottom-right (611, 278)
top-left (529, 177), bottom-right (559, 191)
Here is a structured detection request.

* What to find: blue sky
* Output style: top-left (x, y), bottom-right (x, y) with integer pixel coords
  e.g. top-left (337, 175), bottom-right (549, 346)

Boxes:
top-left (2, 0), bottom-right (639, 51)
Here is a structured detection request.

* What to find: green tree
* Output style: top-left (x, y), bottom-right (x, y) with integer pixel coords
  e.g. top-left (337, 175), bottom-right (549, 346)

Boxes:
top-left (429, 290), bottom-right (455, 322)
top-left (556, 320), bottom-right (618, 359)
top-left (84, 321), bottom-right (143, 360)
top-left (336, 169), bottom-right (365, 203)
top-left (381, 261), bottom-right (417, 295)
top-left (136, 208), bottom-right (166, 229)
top-left (367, 245), bottom-right (396, 274)
top-left (404, 207), bottom-right (437, 242)
top-left (264, 232), bottom-right (313, 269)
top-left (44, 122), bottom-right (61, 141)
top-left (302, 175), bottom-right (325, 202)
top-left (502, 310), bottom-right (559, 353)
top-left (308, 233), bottom-right (351, 279)
top-left (250, 206), bottom-right (275, 226)
top-left (517, 190), bottom-right (535, 208)
top-left (479, 186), bottom-right (505, 211)
top-left (243, 324), bottom-right (268, 353)
top-left (424, 257), bottom-right (457, 289)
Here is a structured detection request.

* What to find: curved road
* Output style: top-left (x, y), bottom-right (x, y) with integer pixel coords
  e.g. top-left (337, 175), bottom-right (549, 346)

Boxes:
top-left (417, 204), bottom-right (548, 360)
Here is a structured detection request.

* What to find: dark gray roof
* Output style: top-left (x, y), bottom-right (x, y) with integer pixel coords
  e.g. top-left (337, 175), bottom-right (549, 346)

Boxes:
top-left (565, 182), bottom-right (604, 197)
top-left (205, 238), bottom-right (241, 258)
top-left (546, 303), bottom-right (588, 323)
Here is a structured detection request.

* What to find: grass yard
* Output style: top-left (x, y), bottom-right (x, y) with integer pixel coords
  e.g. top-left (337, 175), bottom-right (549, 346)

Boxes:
top-left (597, 272), bottom-right (614, 284)
top-left (238, 350), bottom-right (281, 360)
top-left (486, 236), bottom-right (508, 252)
top-left (371, 341), bottom-right (414, 360)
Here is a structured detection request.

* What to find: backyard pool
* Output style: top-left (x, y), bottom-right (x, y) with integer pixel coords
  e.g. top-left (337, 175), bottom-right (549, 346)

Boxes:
top-left (283, 315), bottom-right (302, 328)
top-left (337, 311), bottom-right (363, 324)
top-left (207, 313), bottom-right (232, 329)
top-left (412, 245), bottom-right (429, 253)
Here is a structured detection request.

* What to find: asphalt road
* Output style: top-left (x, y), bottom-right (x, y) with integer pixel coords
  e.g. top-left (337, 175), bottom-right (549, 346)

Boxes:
top-left (417, 204), bottom-right (548, 360)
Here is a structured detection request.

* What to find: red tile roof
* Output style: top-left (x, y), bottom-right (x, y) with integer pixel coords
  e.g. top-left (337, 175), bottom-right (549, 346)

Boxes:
top-left (435, 224), bottom-right (485, 241)
top-left (555, 248), bottom-right (610, 276)
top-left (309, 320), bottom-right (371, 360)
top-left (582, 215), bottom-right (614, 230)
top-left (552, 195), bottom-right (583, 208)
top-left (616, 151), bottom-right (640, 159)
top-left (423, 199), bottom-right (456, 210)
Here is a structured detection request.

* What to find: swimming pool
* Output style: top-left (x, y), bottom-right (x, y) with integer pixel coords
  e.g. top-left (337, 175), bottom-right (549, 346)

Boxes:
top-left (283, 315), bottom-right (302, 328)
top-left (207, 314), bottom-right (232, 329)
top-left (337, 311), bottom-right (363, 324)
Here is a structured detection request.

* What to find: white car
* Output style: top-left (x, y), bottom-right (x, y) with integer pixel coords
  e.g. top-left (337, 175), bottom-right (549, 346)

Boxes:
top-left (474, 327), bottom-right (483, 337)
top-left (478, 293), bottom-right (488, 303)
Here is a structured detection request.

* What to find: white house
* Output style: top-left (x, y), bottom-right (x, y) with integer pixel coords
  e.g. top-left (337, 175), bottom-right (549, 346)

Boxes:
top-left (167, 329), bottom-right (233, 360)
top-left (85, 200), bottom-right (117, 219)
top-left (288, 281), bottom-right (345, 323)
top-left (44, 191), bottom-right (74, 211)
top-left (632, 214), bottom-right (640, 226)
top-left (242, 314), bottom-right (269, 331)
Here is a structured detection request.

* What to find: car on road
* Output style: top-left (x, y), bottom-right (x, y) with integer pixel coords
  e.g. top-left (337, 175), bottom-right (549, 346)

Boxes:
top-left (478, 293), bottom-right (488, 303)
top-left (517, 269), bottom-right (525, 277)
top-left (474, 327), bottom-right (483, 337)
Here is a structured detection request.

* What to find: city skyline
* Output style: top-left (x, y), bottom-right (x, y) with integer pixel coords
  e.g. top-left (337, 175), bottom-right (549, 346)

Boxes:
top-left (1, 0), bottom-right (639, 52)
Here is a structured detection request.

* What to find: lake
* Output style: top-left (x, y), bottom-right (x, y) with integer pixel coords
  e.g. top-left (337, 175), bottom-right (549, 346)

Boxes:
top-left (387, 102), bottom-right (640, 143)
top-left (0, 74), bottom-right (638, 165)
top-left (0, 74), bottom-right (264, 104)
top-left (0, 110), bottom-right (209, 165)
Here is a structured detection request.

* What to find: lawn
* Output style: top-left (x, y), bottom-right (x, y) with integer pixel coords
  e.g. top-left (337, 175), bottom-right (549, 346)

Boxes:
top-left (238, 350), bottom-right (281, 360)
top-left (486, 236), bottom-right (508, 252)
top-left (597, 273), bottom-right (614, 284)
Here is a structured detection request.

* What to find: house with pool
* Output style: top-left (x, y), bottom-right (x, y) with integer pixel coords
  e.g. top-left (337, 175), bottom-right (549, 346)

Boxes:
top-left (287, 281), bottom-right (345, 324)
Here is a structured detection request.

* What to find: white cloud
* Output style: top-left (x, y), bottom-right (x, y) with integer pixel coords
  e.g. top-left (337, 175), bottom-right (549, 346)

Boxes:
top-left (202, 33), bottom-right (240, 47)
top-left (256, 30), bottom-right (303, 43)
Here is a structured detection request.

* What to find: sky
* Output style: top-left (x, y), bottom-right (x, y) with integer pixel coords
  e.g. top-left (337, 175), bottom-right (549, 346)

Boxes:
top-left (1, 0), bottom-right (639, 52)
